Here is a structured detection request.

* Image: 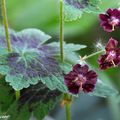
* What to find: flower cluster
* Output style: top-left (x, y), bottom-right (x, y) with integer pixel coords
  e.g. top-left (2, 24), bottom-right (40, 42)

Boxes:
top-left (64, 8), bottom-right (120, 95)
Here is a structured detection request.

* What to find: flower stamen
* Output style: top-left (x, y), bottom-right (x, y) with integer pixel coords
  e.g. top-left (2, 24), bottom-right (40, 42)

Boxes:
top-left (111, 60), bottom-right (116, 67)
top-left (112, 24), bottom-right (115, 31)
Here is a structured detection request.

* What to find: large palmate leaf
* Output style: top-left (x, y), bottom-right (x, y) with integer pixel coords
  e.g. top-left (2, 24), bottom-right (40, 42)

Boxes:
top-left (0, 28), bottom-right (68, 92)
top-left (64, 0), bottom-right (102, 21)
top-left (0, 77), bottom-right (61, 120)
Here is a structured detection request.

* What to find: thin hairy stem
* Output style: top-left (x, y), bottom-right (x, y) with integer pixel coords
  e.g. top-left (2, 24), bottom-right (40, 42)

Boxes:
top-left (1, 0), bottom-right (20, 100)
top-left (64, 94), bottom-right (72, 120)
top-left (83, 50), bottom-right (104, 60)
top-left (1, 0), bottom-right (12, 52)
top-left (60, 0), bottom-right (64, 62)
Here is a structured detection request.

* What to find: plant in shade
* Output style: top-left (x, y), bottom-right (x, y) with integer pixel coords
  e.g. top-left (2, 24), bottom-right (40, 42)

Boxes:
top-left (0, 0), bottom-right (119, 120)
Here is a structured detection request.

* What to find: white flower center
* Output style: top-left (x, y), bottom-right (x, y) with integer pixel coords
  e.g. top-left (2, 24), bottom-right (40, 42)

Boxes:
top-left (110, 17), bottom-right (119, 25)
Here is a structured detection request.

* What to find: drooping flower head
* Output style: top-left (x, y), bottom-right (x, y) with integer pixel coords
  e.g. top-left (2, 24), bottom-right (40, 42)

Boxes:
top-left (99, 8), bottom-right (120, 32)
top-left (64, 64), bottom-right (97, 94)
top-left (98, 38), bottom-right (120, 70)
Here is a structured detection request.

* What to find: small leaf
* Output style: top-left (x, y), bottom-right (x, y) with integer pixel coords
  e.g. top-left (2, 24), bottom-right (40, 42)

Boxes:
top-left (64, 0), bottom-right (101, 21)
top-left (90, 79), bottom-right (118, 97)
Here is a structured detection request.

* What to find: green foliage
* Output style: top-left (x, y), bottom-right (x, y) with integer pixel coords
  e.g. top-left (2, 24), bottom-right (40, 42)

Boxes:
top-left (0, 77), bottom-right (61, 120)
top-left (49, 42), bottom-right (86, 63)
top-left (0, 28), bottom-right (68, 93)
top-left (34, 100), bottom-right (58, 120)
top-left (64, 0), bottom-right (102, 21)
top-left (90, 79), bottom-right (118, 97)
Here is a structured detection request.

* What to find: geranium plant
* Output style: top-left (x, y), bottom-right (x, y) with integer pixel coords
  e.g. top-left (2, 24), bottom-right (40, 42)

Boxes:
top-left (0, 0), bottom-right (119, 120)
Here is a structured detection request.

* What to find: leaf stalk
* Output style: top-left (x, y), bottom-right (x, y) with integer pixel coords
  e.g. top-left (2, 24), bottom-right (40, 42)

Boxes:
top-left (1, 0), bottom-right (20, 100)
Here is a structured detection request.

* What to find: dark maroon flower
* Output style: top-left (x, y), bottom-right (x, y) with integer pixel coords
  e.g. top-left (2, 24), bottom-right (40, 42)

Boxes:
top-left (99, 8), bottom-right (120, 32)
top-left (64, 64), bottom-right (97, 94)
top-left (98, 38), bottom-right (120, 70)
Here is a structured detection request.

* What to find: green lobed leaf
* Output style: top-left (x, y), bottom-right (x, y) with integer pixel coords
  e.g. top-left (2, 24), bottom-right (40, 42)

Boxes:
top-left (49, 42), bottom-right (86, 52)
top-left (0, 77), bottom-right (61, 120)
top-left (89, 79), bottom-right (118, 97)
top-left (64, 0), bottom-right (102, 21)
top-left (0, 28), bottom-right (68, 92)
top-left (49, 42), bottom-right (86, 63)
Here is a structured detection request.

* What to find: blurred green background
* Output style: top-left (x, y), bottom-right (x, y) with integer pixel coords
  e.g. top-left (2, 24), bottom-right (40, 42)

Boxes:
top-left (1, 0), bottom-right (120, 120)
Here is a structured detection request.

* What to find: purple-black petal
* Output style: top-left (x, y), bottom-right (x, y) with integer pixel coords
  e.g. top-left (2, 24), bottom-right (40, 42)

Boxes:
top-left (98, 54), bottom-right (113, 70)
top-left (72, 64), bottom-right (89, 75)
top-left (83, 84), bottom-right (95, 93)
top-left (99, 14), bottom-right (109, 21)
top-left (105, 38), bottom-right (118, 51)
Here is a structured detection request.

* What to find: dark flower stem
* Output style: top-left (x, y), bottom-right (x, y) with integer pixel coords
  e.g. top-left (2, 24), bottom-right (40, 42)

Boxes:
top-left (59, 1), bottom-right (71, 120)
top-left (1, 0), bottom-right (20, 100)
top-left (60, 0), bottom-right (64, 62)
top-left (83, 50), bottom-right (104, 60)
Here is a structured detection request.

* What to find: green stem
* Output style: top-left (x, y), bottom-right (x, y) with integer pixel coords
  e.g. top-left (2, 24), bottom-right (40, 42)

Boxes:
top-left (59, 1), bottom-right (71, 119)
top-left (15, 91), bottom-right (20, 100)
top-left (64, 94), bottom-right (72, 120)
top-left (83, 50), bottom-right (104, 60)
top-left (60, 0), bottom-right (64, 62)
top-left (1, 0), bottom-right (12, 52)
top-left (65, 102), bottom-right (71, 120)
top-left (1, 0), bottom-right (20, 100)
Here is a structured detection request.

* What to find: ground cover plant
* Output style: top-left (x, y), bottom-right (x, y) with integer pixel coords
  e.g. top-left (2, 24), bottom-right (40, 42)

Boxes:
top-left (0, 0), bottom-right (120, 120)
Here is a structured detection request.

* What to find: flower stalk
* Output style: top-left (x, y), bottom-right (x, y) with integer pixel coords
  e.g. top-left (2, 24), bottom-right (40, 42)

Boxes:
top-left (59, 0), bottom-right (71, 120)
top-left (64, 94), bottom-right (72, 120)
top-left (1, 0), bottom-right (12, 52)
top-left (82, 50), bottom-right (104, 60)
top-left (1, 0), bottom-right (20, 100)
top-left (60, 0), bottom-right (64, 62)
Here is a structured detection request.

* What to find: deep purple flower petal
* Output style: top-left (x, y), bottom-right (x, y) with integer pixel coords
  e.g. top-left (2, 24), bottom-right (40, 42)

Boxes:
top-left (82, 84), bottom-right (95, 93)
top-left (105, 38), bottom-right (118, 51)
top-left (112, 9), bottom-right (120, 17)
top-left (64, 71), bottom-right (78, 86)
top-left (107, 8), bottom-right (113, 16)
top-left (72, 64), bottom-right (81, 73)
top-left (85, 70), bottom-right (98, 84)
top-left (98, 54), bottom-right (113, 70)
top-left (100, 22), bottom-right (113, 32)
top-left (73, 64), bottom-right (89, 74)
top-left (67, 83), bottom-right (80, 94)
top-left (113, 56), bottom-right (120, 65)
top-left (99, 14), bottom-right (109, 21)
